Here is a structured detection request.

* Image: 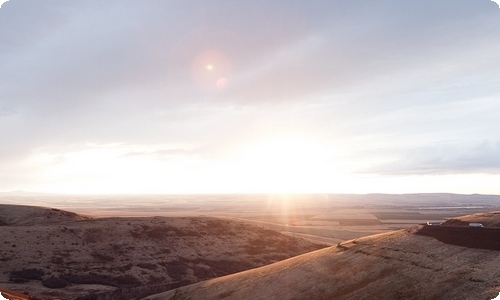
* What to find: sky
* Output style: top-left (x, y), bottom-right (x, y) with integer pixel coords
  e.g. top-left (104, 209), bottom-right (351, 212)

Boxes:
top-left (0, 0), bottom-right (499, 195)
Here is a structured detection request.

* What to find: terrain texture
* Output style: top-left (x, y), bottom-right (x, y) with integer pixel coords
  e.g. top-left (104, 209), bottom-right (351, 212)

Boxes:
top-left (144, 212), bottom-right (500, 300)
top-left (0, 204), bottom-right (325, 300)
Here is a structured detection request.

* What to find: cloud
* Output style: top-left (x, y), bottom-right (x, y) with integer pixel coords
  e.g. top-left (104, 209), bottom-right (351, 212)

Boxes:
top-left (361, 140), bottom-right (500, 175)
top-left (3, 1), bottom-right (497, 113)
top-left (1, 0), bottom-right (500, 193)
top-left (124, 148), bottom-right (197, 159)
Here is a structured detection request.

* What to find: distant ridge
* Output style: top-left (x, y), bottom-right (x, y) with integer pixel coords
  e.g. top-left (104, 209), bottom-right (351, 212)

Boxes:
top-left (0, 204), bottom-right (90, 226)
top-left (0, 190), bottom-right (55, 196)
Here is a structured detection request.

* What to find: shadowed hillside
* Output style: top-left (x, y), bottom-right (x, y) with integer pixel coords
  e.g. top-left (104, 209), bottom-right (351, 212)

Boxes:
top-left (0, 205), bottom-right (325, 300)
top-left (416, 211), bottom-right (500, 250)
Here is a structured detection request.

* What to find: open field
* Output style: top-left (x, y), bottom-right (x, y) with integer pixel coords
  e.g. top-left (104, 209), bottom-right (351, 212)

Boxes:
top-left (2, 193), bottom-right (500, 246)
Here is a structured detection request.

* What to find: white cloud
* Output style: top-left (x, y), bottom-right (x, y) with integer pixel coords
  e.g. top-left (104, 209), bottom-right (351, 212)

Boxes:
top-left (492, 1), bottom-right (500, 8)
top-left (1, 1), bottom-right (500, 194)
top-left (0, 0), bottom-right (9, 9)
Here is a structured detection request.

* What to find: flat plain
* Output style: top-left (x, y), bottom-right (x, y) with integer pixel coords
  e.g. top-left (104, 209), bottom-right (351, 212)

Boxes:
top-left (3, 193), bottom-right (498, 245)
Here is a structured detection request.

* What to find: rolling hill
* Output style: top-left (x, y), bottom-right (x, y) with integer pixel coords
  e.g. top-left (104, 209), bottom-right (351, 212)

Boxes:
top-left (0, 205), bottom-right (325, 300)
top-left (143, 213), bottom-right (500, 300)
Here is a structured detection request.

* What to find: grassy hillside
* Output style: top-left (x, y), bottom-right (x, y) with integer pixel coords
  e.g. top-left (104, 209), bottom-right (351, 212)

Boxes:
top-left (144, 223), bottom-right (500, 300)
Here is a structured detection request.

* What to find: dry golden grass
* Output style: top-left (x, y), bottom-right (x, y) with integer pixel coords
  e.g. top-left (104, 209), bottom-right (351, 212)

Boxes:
top-left (144, 221), bottom-right (500, 300)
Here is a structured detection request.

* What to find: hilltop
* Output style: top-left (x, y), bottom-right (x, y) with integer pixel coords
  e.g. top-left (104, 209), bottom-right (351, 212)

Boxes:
top-left (144, 213), bottom-right (500, 300)
top-left (0, 204), bottom-right (90, 226)
top-left (443, 211), bottom-right (500, 227)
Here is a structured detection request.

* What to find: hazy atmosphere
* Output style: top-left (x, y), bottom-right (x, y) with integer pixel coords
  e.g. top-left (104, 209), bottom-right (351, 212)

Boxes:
top-left (1, 0), bottom-right (500, 194)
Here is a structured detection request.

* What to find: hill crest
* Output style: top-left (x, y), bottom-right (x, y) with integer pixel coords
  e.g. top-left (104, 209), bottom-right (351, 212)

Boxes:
top-left (143, 213), bottom-right (500, 300)
top-left (0, 204), bottom-right (90, 226)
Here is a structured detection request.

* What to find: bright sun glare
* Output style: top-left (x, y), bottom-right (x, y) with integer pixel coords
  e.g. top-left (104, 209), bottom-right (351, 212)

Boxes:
top-left (29, 138), bottom-right (348, 194)
top-left (25, 139), bottom-right (500, 195)
top-left (232, 137), bottom-right (340, 193)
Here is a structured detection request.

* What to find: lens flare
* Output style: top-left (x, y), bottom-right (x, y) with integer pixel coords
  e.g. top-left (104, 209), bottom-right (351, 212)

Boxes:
top-left (191, 50), bottom-right (231, 91)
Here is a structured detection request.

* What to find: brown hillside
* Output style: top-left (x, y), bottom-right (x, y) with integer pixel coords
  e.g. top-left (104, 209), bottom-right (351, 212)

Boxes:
top-left (144, 225), bottom-right (500, 300)
top-left (0, 205), bottom-right (325, 300)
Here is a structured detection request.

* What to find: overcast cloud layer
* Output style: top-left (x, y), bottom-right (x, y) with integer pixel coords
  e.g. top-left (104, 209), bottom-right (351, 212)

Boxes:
top-left (1, 0), bottom-right (499, 194)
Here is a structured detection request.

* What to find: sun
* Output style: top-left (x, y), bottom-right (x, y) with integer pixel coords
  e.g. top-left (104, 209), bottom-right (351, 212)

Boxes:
top-left (191, 50), bottom-right (232, 90)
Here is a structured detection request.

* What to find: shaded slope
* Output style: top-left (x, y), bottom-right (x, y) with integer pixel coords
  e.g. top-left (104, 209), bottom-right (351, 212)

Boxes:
top-left (416, 211), bottom-right (500, 250)
top-left (144, 227), bottom-right (500, 300)
top-left (417, 225), bottom-right (500, 250)
top-left (0, 206), bottom-right (325, 300)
